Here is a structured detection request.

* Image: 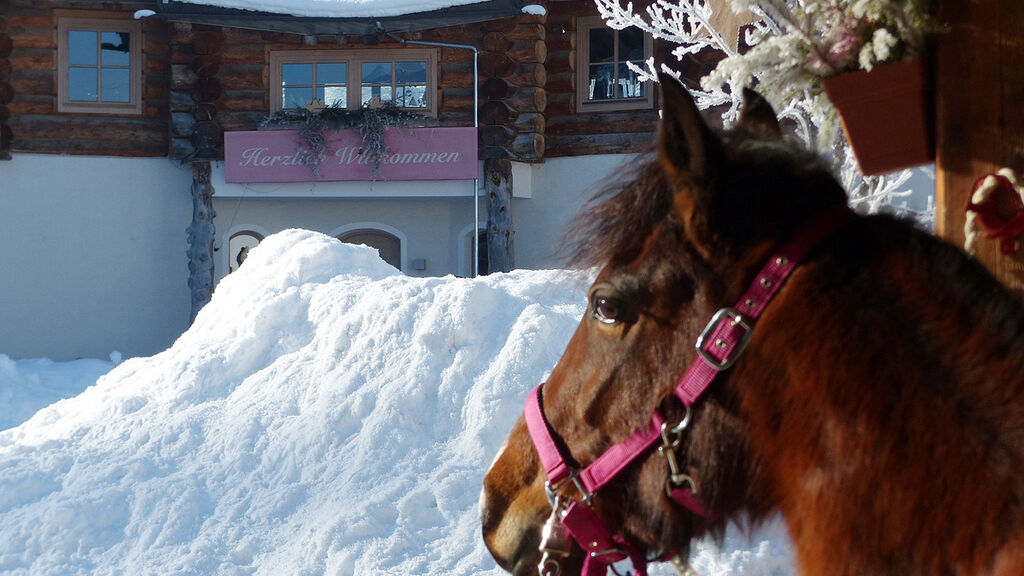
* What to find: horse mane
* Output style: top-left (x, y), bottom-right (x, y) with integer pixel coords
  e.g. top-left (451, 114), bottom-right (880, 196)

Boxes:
top-left (559, 128), bottom-right (843, 270)
top-left (559, 150), bottom-right (674, 270)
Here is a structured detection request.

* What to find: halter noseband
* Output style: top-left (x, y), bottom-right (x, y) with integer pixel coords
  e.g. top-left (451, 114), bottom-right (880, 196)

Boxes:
top-left (524, 204), bottom-right (855, 576)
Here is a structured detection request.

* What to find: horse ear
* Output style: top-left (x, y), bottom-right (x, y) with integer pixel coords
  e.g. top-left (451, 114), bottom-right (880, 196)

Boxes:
top-left (657, 73), bottom-right (725, 255)
top-left (737, 87), bottom-right (782, 138)
top-left (656, 73), bottom-right (721, 183)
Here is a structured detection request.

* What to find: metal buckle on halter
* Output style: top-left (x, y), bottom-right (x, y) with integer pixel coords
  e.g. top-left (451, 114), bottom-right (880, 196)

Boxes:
top-left (695, 307), bottom-right (752, 371)
top-left (544, 469), bottom-right (594, 507)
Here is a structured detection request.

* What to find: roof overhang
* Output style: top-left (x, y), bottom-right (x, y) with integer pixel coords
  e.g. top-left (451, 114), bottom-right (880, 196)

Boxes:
top-left (155, 0), bottom-right (532, 36)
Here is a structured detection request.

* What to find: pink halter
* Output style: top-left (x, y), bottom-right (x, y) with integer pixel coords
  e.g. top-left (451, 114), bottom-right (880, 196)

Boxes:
top-left (525, 204), bottom-right (855, 576)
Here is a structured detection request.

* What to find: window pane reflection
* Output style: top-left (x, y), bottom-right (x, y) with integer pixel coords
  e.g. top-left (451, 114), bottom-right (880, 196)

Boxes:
top-left (395, 85), bottom-right (427, 108)
top-left (588, 64), bottom-right (615, 100)
top-left (68, 67), bottom-right (98, 101)
top-left (316, 62), bottom-right (346, 84)
top-left (361, 85), bottom-right (393, 106)
top-left (317, 86), bottom-right (347, 108)
top-left (361, 62), bottom-right (391, 84)
top-left (396, 61), bottom-right (426, 83)
top-left (588, 28), bottom-right (614, 63)
top-left (282, 63), bottom-right (313, 86)
top-left (100, 32), bottom-right (130, 66)
top-left (283, 86), bottom-right (313, 108)
top-left (68, 30), bottom-right (97, 66)
top-left (101, 68), bottom-right (131, 102)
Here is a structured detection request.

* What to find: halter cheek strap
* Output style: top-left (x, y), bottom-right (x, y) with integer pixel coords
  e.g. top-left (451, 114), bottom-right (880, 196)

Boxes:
top-left (524, 204), bottom-right (856, 576)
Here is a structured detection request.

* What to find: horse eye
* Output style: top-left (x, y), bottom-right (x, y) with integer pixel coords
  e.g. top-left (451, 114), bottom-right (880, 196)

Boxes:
top-left (592, 296), bottom-right (624, 324)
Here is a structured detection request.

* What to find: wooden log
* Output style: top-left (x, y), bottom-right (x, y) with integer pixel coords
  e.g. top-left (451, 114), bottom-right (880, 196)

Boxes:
top-left (504, 87), bottom-right (546, 113)
top-left (546, 71), bottom-right (574, 94)
top-left (485, 157), bottom-right (514, 273)
top-left (0, 81), bottom-right (11, 104)
top-left (480, 52), bottom-right (514, 78)
top-left (482, 32), bottom-right (514, 53)
top-left (195, 54), bottom-right (221, 78)
top-left (482, 18), bottom-right (517, 34)
top-left (171, 111), bottom-right (196, 137)
top-left (6, 94), bottom-right (51, 115)
top-left (507, 38), bottom-right (546, 64)
top-left (171, 22), bottom-right (193, 44)
top-left (481, 77), bottom-right (511, 100)
top-left (170, 90), bottom-right (195, 112)
top-left (12, 138), bottom-right (167, 156)
top-left (545, 132), bottom-right (652, 157)
top-left (514, 112), bottom-right (546, 135)
top-left (217, 44), bottom-right (266, 65)
top-left (545, 50), bottom-right (574, 74)
top-left (509, 132), bottom-right (544, 161)
top-left (193, 102), bottom-right (218, 121)
top-left (192, 31), bottom-right (224, 55)
top-left (11, 31), bottom-right (51, 50)
top-left (507, 23), bottom-right (546, 42)
top-left (10, 74), bottom-right (50, 95)
top-left (506, 62), bottom-right (546, 88)
top-left (218, 94), bottom-right (265, 112)
top-left (170, 137), bottom-right (195, 160)
top-left (439, 110), bottom-right (472, 126)
top-left (481, 100), bottom-right (511, 125)
top-left (171, 64), bottom-right (198, 90)
top-left (546, 111), bottom-right (658, 135)
top-left (9, 51), bottom-right (51, 70)
top-left (193, 77), bottom-right (222, 102)
top-left (7, 13), bottom-right (50, 28)
top-left (218, 70), bottom-right (263, 90)
top-left (481, 124), bottom-right (515, 146)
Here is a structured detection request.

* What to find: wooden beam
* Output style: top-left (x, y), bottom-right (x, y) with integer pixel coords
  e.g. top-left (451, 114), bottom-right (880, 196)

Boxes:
top-left (936, 0), bottom-right (1024, 291)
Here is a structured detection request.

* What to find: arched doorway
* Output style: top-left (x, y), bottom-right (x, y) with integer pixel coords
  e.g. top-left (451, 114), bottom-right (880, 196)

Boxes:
top-left (338, 229), bottom-right (402, 270)
top-left (228, 231), bottom-right (263, 273)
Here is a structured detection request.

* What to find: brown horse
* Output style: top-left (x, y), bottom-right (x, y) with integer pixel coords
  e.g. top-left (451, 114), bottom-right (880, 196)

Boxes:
top-left (480, 75), bottom-right (1024, 576)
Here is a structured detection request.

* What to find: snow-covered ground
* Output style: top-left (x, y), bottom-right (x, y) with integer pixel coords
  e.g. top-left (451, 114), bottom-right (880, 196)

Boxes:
top-left (0, 230), bottom-right (794, 575)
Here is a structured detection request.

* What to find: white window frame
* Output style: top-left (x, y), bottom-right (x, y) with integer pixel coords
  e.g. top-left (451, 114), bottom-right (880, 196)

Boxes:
top-left (57, 14), bottom-right (143, 115)
top-left (269, 49), bottom-right (438, 117)
top-left (575, 15), bottom-right (655, 113)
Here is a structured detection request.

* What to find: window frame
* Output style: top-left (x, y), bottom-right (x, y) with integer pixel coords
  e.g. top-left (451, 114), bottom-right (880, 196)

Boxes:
top-left (56, 14), bottom-right (143, 115)
top-left (269, 49), bottom-right (438, 117)
top-left (575, 15), bottom-right (655, 113)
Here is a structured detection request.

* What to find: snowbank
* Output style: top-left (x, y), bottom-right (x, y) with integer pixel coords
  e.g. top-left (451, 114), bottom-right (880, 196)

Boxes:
top-left (0, 229), bottom-right (794, 575)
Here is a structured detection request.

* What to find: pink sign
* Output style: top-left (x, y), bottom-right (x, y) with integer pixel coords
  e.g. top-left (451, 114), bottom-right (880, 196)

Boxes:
top-left (224, 127), bottom-right (478, 183)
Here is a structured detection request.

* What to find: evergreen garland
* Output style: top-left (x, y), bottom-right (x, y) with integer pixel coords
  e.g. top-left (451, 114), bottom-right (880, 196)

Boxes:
top-left (259, 104), bottom-right (434, 178)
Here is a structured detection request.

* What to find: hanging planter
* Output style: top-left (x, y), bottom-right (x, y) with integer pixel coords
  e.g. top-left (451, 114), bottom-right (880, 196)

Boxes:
top-left (823, 58), bottom-right (934, 176)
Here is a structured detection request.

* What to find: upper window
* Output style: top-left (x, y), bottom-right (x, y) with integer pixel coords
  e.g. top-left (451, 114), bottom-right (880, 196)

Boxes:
top-left (269, 49), bottom-right (437, 116)
top-left (576, 16), bottom-right (654, 112)
top-left (57, 15), bottom-right (142, 114)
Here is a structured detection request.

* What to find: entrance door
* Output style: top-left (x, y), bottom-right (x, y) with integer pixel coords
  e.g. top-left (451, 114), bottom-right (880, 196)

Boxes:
top-left (338, 229), bottom-right (402, 270)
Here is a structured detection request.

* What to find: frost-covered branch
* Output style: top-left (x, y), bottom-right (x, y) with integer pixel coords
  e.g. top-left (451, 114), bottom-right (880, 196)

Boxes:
top-left (593, 0), bottom-right (935, 227)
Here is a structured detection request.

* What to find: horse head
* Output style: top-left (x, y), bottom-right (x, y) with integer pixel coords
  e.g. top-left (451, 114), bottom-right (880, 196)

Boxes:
top-left (480, 75), bottom-right (848, 575)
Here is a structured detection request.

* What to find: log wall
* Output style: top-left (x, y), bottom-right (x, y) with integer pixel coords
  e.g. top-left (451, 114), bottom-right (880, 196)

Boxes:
top-left (6, 0), bottom-right (169, 157)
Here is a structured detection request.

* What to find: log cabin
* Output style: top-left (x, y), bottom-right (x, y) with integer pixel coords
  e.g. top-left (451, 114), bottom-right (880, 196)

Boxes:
top-left (0, 0), bottom-right (717, 360)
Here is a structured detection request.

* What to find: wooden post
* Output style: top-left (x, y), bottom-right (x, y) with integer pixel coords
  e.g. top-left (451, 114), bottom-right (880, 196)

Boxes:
top-left (187, 162), bottom-right (216, 323)
top-left (485, 158), bottom-right (514, 273)
top-left (936, 0), bottom-right (1024, 291)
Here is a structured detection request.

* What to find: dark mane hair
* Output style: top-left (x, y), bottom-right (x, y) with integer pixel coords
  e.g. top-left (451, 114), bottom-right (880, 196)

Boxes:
top-left (560, 151), bottom-right (673, 270)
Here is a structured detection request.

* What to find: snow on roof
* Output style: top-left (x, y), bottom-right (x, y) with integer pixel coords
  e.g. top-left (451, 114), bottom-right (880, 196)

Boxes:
top-left (170, 0), bottom-right (504, 18)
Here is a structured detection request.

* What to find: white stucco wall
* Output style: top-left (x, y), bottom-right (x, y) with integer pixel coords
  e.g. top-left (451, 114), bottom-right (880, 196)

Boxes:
top-left (0, 154), bottom-right (192, 361)
top-left (209, 154), bottom-right (637, 281)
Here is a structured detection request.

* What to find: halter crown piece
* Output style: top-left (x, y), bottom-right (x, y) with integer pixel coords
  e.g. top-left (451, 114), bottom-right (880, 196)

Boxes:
top-left (524, 204), bottom-right (855, 576)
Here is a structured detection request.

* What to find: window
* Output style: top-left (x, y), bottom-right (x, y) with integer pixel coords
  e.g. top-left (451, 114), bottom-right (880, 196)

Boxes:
top-left (576, 16), bottom-right (654, 112)
top-left (270, 50), bottom-right (437, 116)
top-left (57, 15), bottom-right (142, 114)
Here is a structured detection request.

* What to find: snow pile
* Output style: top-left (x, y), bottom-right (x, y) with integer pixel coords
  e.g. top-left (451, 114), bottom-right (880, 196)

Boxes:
top-left (0, 229), bottom-right (794, 575)
top-left (171, 0), bottom-right (507, 18)
top-left (0, 355), bottom-right (115, 432)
